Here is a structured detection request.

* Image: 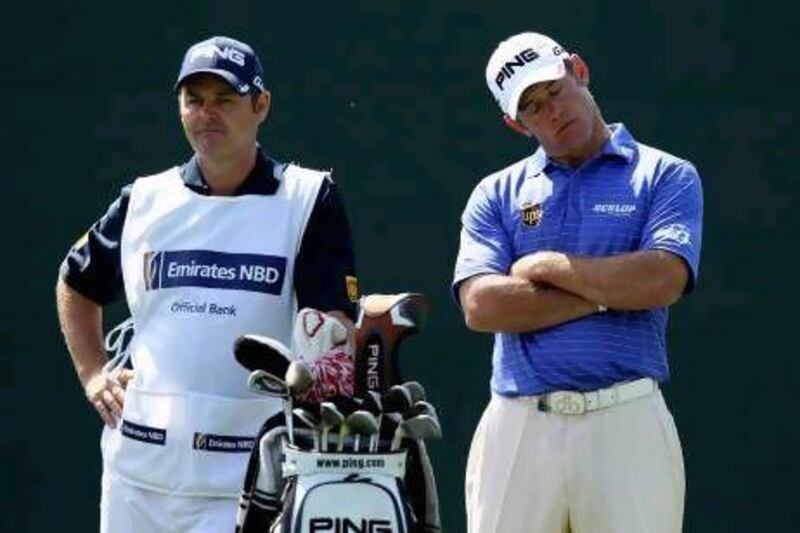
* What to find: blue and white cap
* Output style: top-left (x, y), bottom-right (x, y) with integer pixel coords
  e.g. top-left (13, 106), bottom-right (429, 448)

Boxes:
top-left (485, 32), bottom-right (568, 120)
top-left (174, 36), bottom-right (266, 95)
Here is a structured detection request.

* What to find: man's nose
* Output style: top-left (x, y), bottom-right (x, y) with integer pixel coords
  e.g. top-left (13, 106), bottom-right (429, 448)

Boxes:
top-left (544, 99), bottom-right (563, 122)
top-left (197, 100), bottom-right (219, 117)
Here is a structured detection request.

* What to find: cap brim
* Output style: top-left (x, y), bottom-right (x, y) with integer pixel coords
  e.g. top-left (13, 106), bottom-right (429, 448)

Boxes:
top-left (505, 61), bottom-right (566, 120)
top-left (173, 68), bottom-right (249, 95)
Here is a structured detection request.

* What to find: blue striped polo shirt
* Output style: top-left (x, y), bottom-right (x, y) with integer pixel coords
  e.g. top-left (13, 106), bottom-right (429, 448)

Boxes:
top-left (452, 124), bottom-right (703, 395)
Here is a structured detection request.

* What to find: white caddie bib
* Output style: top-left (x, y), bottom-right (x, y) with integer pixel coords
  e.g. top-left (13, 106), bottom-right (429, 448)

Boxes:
top-left (101, 162), bottom-right (326, 497)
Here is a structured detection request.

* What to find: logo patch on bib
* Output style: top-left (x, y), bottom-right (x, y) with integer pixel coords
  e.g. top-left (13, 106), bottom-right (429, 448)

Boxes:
top-left (144, 250), bottom-right (287, 295)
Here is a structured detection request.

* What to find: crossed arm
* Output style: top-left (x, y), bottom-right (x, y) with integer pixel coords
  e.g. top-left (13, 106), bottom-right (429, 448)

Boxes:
top-left (459, 249), bottom-right (688, 333)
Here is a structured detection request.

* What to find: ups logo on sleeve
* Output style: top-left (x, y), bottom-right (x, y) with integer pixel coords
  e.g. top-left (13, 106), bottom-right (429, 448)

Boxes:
top-left (346, 276), bottom-right (359, 303)
top-left (520, 202), bottom-right (543, 227)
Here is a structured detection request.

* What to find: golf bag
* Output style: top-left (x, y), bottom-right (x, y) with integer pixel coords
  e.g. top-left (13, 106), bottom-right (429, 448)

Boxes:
top-left (275, 445), bottom-right (413, 532)
top-left (235, 407), bottom-right (440, 532)
top-left (234, 293), bottom-right (441, 532)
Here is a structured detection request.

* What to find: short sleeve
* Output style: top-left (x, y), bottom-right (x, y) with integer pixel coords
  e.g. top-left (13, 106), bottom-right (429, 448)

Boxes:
top-left (293, 177), bottom-right (358, 319)
top-left (451, 181), bottom-right (514, 305)
top-left (59, 185), bottom-right (131, 305)
top-left (640, 161), bottom-right (704, 292)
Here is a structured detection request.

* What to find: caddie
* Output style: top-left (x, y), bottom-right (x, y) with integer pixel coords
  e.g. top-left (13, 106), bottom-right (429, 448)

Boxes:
top-left (55, 35), bottom-right (358, 532)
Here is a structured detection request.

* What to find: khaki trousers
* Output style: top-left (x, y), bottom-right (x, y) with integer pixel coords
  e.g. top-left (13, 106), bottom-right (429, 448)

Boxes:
top-left (465, 390), bottom-right (684, 533)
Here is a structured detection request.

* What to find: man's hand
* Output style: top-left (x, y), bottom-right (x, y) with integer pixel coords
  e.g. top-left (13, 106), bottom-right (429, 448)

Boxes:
top-left (459, 273), bottom-right (599, 333)
top-left (510, 251), bottom-right (568, 282)
top-left (83, 369), bottom-right (133, 428)
top-left (510, 249), bottom-right (688, 310)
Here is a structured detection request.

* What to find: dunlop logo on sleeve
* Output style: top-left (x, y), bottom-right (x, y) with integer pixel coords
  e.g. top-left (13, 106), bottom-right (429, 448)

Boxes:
top-left (193, 432), bottom-right (256, 453)
top-left (144, 250), bottom-right (287, 295)
top-left (121, 420), bottom-right (167, 445)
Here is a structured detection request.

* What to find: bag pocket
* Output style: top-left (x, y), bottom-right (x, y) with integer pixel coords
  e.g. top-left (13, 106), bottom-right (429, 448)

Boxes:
top-left (286, 473), bottom-right (413, 533)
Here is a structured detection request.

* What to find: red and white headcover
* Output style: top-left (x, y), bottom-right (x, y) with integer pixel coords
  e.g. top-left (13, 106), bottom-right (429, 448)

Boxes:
top-left (292, 308), bottom-right (354, 402)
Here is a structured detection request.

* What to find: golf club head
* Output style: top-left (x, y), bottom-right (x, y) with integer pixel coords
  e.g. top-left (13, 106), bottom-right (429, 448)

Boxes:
top-left (286, 360), bottom-right (314, 397)
top-left (293, 407), bottom-right (321, 450)
top-left (354, 293), bottom-right (429, 395)
top-left (346, 410), bottom-right (380, 452)
top-left (404, 414), bottom-right (442, 441)
top-left (293, 407), bottom-right (320, 428)
top-left (361, 390), bottom-right (383, 416)
top-left (382, 384), bottom-right (414, 415)
top-left (392, 414), bottom-right (442, 450)
top-left (347, 410), bottom-right (380, 436)
top-left (402, 380), bottom-right (426, 403)
top-left (319, 401), bottom-right (345, 453)
top-left (407, 400), bottom-right (438, 420)
top-left (234, 334), bottom-right (293, 376)
top-left (381, 412), bottom-right (403, 429)
top-left (325, 395), bottom-right (363, 417)
top-left (320, 402), bottom-right (346, 429)
top-left (247, 369), bottom-right (287, 397)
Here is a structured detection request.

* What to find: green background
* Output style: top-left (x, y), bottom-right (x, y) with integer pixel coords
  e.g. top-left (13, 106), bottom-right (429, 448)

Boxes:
top-left (3, 1), bottom-right (798, 531)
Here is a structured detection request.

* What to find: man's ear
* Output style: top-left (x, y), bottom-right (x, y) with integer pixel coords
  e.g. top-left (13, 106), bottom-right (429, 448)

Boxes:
top-left (503, 114), bottom-right (533, 137)
top-left (255, 90), bottom-right (271, 122)
top-left (569, 54), bottom-right (590, 87)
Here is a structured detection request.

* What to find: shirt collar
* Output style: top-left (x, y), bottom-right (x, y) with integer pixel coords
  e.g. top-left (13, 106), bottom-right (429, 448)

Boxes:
top-left (602, 123), bottom-right (637, 163)
top-left (180, 149), bottom-right (282, 196)
top-left (525, 122), bottom-right (637, 175)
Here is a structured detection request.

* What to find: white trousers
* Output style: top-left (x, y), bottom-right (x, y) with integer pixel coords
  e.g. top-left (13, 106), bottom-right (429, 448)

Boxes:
top-left (465, 389), bottom-right (684, 533)
top-left (100, 469), bottom-right (238, 533)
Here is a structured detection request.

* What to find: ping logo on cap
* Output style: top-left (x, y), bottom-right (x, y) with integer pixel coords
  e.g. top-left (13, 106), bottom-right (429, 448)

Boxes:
top-left (495, 48), bottom-right (540, 90)
top-left (494, 45), bottom-right (565, 91)
top-left (486, 33), bottom-right (569, 118)
top-left (175, 36), bottom-right (265, 95)
top-left (189, 44), bottom-right (246, 67)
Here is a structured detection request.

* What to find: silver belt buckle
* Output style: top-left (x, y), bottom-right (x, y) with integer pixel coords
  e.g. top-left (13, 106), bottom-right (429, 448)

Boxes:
top-left (539, 391), bottom-right (586, 415)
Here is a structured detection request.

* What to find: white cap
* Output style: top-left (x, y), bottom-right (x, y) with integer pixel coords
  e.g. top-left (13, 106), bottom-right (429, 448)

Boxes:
top-left (485, 32), bottom-right (568, 119)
